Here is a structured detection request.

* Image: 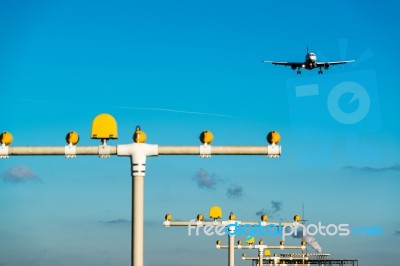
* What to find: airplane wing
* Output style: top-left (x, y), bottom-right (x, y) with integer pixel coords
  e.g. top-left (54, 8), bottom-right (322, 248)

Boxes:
top-left (262, 61), bottom-right (303, 67)
top-left (316, 60), bottom-right (355, 66)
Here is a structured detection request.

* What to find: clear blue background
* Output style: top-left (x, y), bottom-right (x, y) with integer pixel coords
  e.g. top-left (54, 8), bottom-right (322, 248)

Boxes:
top-left (1, 1), bottom-right (399, 265)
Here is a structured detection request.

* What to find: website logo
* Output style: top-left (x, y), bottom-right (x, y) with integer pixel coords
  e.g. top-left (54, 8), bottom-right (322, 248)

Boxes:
top-left (187, 220), bottom-right (383, 239)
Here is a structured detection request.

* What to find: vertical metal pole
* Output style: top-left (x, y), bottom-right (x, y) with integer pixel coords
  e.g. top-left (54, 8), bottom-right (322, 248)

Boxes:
top-left (258, 248), bottom-right (263, 266)
top-left (228, 235), bottom-right (234, 266)
top-left (132, 174), bottom-right (144, 266)
top-left (118, 143), bottom-right (157, 266)
top-left (129, 149), bottom-right (149, 266)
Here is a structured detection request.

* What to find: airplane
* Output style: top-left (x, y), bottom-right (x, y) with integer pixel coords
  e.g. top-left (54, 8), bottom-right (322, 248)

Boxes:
top-left (262, 47), bottom-right (355, 74)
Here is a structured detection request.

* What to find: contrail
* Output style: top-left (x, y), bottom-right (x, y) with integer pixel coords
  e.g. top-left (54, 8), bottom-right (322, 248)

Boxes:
top-left (3, 97), bottom-right (237, 118)
top-left (115, 105), bottom-right (236, 118)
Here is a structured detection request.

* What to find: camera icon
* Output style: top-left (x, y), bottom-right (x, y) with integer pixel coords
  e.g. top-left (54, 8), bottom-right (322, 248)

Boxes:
top-left (286, 69), bottom-right (381, 167)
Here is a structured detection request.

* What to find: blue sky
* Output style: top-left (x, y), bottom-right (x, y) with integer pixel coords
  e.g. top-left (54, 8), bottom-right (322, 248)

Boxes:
top-left (1, 1), bottom-right (399, 265)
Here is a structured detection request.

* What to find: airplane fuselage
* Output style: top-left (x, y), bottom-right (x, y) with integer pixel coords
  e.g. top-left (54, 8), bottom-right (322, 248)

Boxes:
top-left (304, 52), bottom-right (317, 69)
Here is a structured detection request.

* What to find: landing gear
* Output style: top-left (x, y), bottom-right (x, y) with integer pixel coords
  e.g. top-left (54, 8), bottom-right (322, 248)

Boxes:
top-left (297, 67), bottom-right (302, 75)
top-left (318, 67), bottom-right (323, 74)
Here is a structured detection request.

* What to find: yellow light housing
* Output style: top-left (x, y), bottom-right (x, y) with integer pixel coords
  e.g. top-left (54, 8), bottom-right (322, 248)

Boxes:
top-left (266, 131), bottom-right (280, 144)
top-left (246, 236), bottom-right (255, 245)
top-left (165, 214), bottom-right (172, 221)
top-left (261, 214), bottom-right (268, 222)
top-left (133, 126), bottom-right (147, 143)
top-left (197, 213), bottom-right (204, 221)
top-left (199, 130), bottom-right (214, 144)
top-left (65, 131), bottom-right (79, 145)
top-left (0, 131), bottom-right (13, 146)
top-left (209, 206), bottom-right (222, 219)
top-left (91, 113), bottom-right (118, 139)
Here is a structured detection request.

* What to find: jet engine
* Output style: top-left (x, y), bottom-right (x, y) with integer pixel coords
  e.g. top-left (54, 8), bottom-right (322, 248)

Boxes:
top-left (323, 63), bottom-right (330, 70)
top-left (291, 64), bottom-right (297, 70)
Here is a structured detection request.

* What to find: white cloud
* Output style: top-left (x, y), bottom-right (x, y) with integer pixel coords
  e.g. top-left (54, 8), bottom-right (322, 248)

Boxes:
top-left (2, 165), bottom-right (40, 183)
